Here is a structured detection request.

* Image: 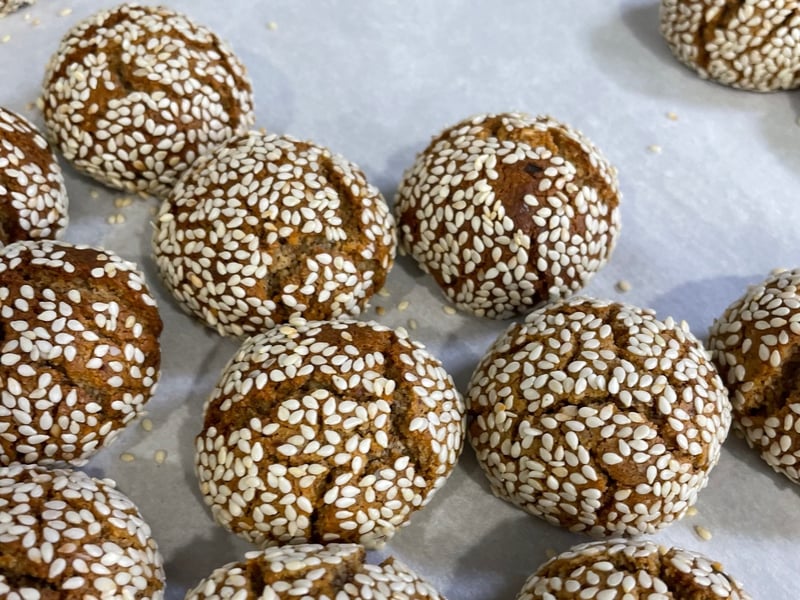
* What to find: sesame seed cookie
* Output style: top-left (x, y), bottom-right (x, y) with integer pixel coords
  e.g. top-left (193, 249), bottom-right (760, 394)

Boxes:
top-left (395, 112), bottom-right (621, 319)
top-left (0, 240), bottom-right (162, 466)
top-left (0, 0), bottom-right (33, 18)
top-left (185, 543), bottom-right (444, 600)
top-left (196, 319), bottom-right (464, 549)
top-left (517, 538), bottom-right (750, 600)
top-left (0, 463), bottom-right (165, 600)
top-left (42, 3), bottom-right (255, 197)
top-left (0, 106), bottom-right (68, 245)
top-left (660, 0), bottom-right (800, 91)
top-left (467, 296), bottom-right (731, 536)
top-left (153, 132), bottom-right (396, 337)
top-left (709, 268), bottom-right (800, 484)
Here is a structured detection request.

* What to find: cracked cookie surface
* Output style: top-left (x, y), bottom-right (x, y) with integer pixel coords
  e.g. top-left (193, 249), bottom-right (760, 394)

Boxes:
top-left (395, 112), bottom-right (620, 319)
top-left (195, 319), bottom-right (464, 549)
top-left (467, 296), bottom-right (731, 536)
top-left (185, 543), bottom-right (444, 600)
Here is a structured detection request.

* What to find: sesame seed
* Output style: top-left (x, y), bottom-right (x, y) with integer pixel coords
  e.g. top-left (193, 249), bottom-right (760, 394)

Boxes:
top-left (647, 144), bottom-right (662, 154)
top-left (141, 418), bottom-right (154, 432)
top-left (120, 453), bottom-right (135, 463)
top-left (442, 305), bottom-right (456, 315)
top-left (154, 449), bottom-right (167, 465)
top-left (615, 279), bottom-right (632, 293)
top-left (267, 21), bottom-right (278, 30)
top-left (695, 525), bottom-right (712, 541)
top-left (59, 7), bottom-right (73, 17)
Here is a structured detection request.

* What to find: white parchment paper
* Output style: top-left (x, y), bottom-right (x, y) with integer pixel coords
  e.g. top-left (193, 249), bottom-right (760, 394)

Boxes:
top-left (1, 1), bottom-right (799, 598)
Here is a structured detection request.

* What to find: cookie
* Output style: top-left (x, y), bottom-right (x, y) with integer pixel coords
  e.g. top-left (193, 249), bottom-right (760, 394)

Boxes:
top-left (153, 132), bottom-right (396, 337)
top-left (185, 543), bottom-right (444, 600)
top-left (0, 1), bottom-right (33, 18)
top-left (517, 538), bottom-right (750, 600)
top-left (0, 240), bottom-right (162, 465)
top-left (0, 106), bottom-right (68, 245)
top-left (42, 3), bottom-right (255, 197)
top-left (708, 268), bottom-right (800, 484)
top-left (196, 318), bottom-right (464, 549)
top-left (395, 112), bottom-right (621, 319)
top-left (660, 0), bottom-right (800, 91)
top-left (467, 296), bottom-right (731, 536)
top-left (0, 463), bottom-right (164, 600)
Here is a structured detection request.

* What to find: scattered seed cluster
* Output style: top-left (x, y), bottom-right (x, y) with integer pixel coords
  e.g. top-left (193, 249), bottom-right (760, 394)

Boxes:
top-left (0, 463), bottom-right (165, 600)
top-left (0, 240), bottom-right (162, 465)
top-left (709, 268), bottom-right (800, 484)
top-left (185, 543), bottom-right (444, 600)
top-left (0, 106), bottom-right (68, 245)
top-left (517, 538), bottom-right (750, 600)
top-left (660, 0), bottom-right (800, 91)
top-left (395, 112), bottom-right (621, 319)
top-left (467, 296), bottom-right (731, 536)
top-left (41, 3), bottom-right (255, 197)
top-left (154, 132), bottom-right (396, 337)
top-left (196, 319), bottom-right (464, 549)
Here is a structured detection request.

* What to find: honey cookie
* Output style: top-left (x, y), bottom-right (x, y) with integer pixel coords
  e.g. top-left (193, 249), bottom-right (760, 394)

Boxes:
top-left (661, 0), bottom-right (800, 91)
top-left (395, 112), bottom-right (621, 319)
top-left (0, 240), bottom-right (162, 465)
top-left (709, 268), bottom-right (800, 484)
top-left (517, 538), bottom-right (750, 600)
top-left (467, 296), bottom-right (731, 536)
top-left (153, 132), bottom-right (396, 337)
top-left (185, 544), bottom-right (444, 600)
top-left (0, 463), bottom-right (164, 600)
top-left (0, 106), bottom-right (68, 245)
top-left (42, 3), bottom-right (255, 196)
top-left (196, 319), bottom-right (464, 549)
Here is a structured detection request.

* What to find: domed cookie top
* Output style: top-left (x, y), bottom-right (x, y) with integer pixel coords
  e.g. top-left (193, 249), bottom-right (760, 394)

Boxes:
top-left (153, 132), bottom-right (396, 337)
top-left (395, 112), bottom-right (621, 319)
top-left (709, 268), bottom-right (800, 484)
top-left (467, 296), bottom-right (731, 536)
top-left (517, 538), bottom-right (750, 600)
top-left (185, 544), bottom-right (444, 600)
top-left (42, 3), bottom-right (255, 197)
top-left (196, 319), bottom-right (464, 549)
top-left (0, 106), bottom-right (68, 245)
top-left (0, 240), bottom-right (162, 466)
top-left (0, 463), bottom-right (165, 600)
top-left (660, 0), bottom-right (800, 91)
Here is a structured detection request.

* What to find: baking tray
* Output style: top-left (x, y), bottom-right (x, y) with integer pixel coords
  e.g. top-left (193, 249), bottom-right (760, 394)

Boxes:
top-left (1, 1), bottom-right (799, 598)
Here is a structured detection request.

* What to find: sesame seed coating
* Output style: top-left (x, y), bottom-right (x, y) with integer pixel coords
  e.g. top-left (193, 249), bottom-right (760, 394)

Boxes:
top-left (708, 268), bottom-right (800, 484)
top-left (185, 543), bottom-right (444, 600)
top-left (395, 112), bottom-right (621, 319)
top-left (0, 463), bottom-right (165, 600)
top-left (196, 319), bottom-right (464, 549)
top-left (0, 106), bottom-right (68, 246)
top-left (467, 296), bottom-right (731, 536)
top-left (153, 132), bottom-right (396, 338)
top-left (0, 240), bottom-right (162, 466)
top-left (660, 0), bottom-right (800, 91)
top-left (42, 3), bottom-right (255, 197)
top-left (516, 538), bottom-right (750, 600)
top-left (0, 1), bottom-right (33, 18)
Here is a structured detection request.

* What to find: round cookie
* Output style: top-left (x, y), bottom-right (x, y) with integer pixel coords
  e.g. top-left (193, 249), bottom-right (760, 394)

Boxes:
top-left (0, 240), bottom-right (162, 466)
top-left (196, 319), bottom-right (464, 549)
top-left (517, 538), bottom-right (750, 600)
top-left (0, 106), bottom-right (68, 245)
top-left (42, 3), bottom-right (255, 197)
top-left (185, 543), bottom-right (444, 600)
top-left (708, 268), bottom-right (800, 484)
top-left (660, 0), bottom-right (800, 91)
top-left (467, 296), bottom-right (731, 536)
top-left (153, 132), bottom-right (396, 337)
top-left (0, 463), bottom-right (164, 600)
top-left (395, 112), bottom-right (621, 319)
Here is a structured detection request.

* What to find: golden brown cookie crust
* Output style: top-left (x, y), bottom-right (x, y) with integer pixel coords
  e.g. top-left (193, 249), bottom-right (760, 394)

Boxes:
top-left (0, 240), bottom-right (162, 465)
top-left (42, 3), bottom-right (255, 196)
top-left (468, 296), bottom-right (730, 536)
top-left (709, 268), bottom-right (800, 483)
top-left (196, 319), bottom-right (464, 549)
top-left (395, 112), bottom-right (621, 319)
top-left (517, 539), bottom-right (750, 600)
